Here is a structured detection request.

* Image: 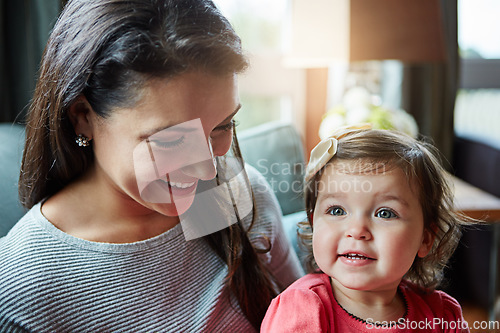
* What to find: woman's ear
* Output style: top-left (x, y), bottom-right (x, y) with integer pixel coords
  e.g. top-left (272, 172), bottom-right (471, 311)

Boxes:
top-left (68, 95), bottom-right (94, 139)
top-left (417, 227), bottom-right (435, 258)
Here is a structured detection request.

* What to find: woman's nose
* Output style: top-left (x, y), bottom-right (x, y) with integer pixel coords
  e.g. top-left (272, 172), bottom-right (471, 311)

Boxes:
top-left (180, 158), bottom-right (217, 180)
top-left (180, 138), bottom-right (217, 180)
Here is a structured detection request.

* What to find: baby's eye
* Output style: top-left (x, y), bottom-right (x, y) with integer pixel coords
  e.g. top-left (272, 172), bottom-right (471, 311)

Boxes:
top-left (326, 206), bottom-right (346, 216)
top-left (376, 209), bottom-right (398, 219)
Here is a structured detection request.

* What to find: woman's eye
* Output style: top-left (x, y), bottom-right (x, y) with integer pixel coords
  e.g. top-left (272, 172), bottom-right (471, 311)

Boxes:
top-left (326, 206), bottom-right (346, 216)
top-left (150, 135), bottom-right (185, 149)
top-left (376, 209), bottom-right (398, 219)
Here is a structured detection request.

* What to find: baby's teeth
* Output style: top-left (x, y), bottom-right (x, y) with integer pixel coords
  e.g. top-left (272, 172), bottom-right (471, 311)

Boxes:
top-left (347, 254), bottom-right (366, 259)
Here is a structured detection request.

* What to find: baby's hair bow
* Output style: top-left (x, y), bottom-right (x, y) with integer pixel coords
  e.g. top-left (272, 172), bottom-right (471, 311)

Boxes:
top-left (304, 123), bottom-right (372, 182)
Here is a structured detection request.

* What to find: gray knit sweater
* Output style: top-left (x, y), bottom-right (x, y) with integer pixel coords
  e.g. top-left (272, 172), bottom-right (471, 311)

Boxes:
top-left (0, 166), bottom-right (303, 332)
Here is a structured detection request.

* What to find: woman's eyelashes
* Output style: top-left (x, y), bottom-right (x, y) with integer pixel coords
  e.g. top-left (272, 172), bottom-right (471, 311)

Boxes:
top-left (147, 119), bottom-right (239, 149)
top-left (149, 135), bottom-right (185, 149)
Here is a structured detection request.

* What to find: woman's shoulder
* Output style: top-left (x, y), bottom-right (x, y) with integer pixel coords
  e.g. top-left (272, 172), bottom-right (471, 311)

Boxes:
top-left (0, 204), bottom-right (54, 297)
top-left (0, 203), bottom-right (45, 254)
top-left (233, 163), bottom-right (280, 227)
top-left (0, 203), bottom-right (64, 271)
top-left (244, 163), bottom-right (274, 193)
top-left (244, 163), bottom-right (281, 212)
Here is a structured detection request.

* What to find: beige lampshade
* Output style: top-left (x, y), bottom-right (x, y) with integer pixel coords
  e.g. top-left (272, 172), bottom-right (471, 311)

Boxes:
top-left (285, 0), bottom-right (446, 67)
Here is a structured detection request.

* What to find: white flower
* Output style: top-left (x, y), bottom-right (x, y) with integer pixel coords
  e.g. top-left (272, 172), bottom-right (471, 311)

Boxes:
top-left (319, 113), bottom-right (345, 139)
top-left (319, 87), bottom-right (419, 139)
top-left (342, 86), bottom-right (371, 109)
top-left (345, 106), bottom-right (371, 125)
top-left (392, 109), bottom-right (419, 138)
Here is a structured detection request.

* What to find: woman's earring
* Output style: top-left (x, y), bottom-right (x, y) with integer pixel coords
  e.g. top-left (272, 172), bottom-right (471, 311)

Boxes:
top-left (75, 134), bottom-right (91, 147)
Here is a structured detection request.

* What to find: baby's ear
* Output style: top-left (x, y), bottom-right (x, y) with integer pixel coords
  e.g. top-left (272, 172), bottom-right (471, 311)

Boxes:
top-left (417, 228), bottom-right (435, 258)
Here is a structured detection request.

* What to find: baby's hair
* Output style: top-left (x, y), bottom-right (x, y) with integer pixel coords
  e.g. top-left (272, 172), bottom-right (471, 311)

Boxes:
top-left (300, 129), bottom-right (471, 290)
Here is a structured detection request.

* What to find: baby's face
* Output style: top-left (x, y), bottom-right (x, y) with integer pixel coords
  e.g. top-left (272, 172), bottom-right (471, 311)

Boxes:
top-left (312, 161), bottom-right (433, 293)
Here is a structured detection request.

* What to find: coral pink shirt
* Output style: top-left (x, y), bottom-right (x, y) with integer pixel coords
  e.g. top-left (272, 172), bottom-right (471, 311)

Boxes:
top-left (261, 273), bottom-right (469, 333)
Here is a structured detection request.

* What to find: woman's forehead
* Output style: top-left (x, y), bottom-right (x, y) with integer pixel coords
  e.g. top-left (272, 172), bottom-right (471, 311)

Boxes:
top-left (104, 72), bottom-right (239, 134)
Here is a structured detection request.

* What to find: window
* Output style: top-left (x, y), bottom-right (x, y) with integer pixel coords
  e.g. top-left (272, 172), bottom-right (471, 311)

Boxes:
top-left (458, 0), bottom-right (500, 59)
top-left (213, 0), bottom-right (304, 132)
top-left (454, 0), bottom-right (500, 150)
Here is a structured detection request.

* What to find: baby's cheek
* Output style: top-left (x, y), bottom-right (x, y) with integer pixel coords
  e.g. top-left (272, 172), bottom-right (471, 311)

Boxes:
top-left (312, 227), bottom-right (337, 267)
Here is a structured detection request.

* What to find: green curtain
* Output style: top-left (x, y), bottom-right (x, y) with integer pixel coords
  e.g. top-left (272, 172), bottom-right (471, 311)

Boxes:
top-left (401, 0), bottom-right (458, 166)
top-left (0, 0), bottom-right (61, 123)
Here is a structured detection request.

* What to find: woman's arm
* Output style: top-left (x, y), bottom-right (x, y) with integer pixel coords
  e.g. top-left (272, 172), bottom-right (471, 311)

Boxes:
top-left (245, 164), bottom-right (304, 288)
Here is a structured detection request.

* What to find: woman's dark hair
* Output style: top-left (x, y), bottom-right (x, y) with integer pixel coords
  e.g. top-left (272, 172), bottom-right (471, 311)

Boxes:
top-left (19, 0), bottom-right (276, 328)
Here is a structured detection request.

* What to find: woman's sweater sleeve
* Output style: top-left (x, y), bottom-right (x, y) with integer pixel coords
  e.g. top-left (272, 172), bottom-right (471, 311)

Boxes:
top-left (245, 164), bottom-right (304, 289)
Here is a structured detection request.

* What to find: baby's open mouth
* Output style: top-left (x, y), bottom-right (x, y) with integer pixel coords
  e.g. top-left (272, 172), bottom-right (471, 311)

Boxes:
top-left (338, 253), bottom-right (375, 260)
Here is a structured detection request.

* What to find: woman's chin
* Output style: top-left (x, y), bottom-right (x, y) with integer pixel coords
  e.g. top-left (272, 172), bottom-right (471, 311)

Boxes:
top-left (156, 196), bottom-right (195, 216)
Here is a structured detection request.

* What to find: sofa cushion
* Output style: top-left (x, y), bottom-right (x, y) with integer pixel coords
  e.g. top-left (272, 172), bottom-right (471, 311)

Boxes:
top-left (282, 210), bottom-right (308, 268)
top-left (0, 123), bottom-right (26, 236)
top-left (237, 122), bottom-right (305, 216)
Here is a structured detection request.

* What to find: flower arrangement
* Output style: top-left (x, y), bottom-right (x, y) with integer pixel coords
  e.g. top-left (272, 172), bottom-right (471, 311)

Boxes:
top-left (318, 87), bottom-right (419, 140)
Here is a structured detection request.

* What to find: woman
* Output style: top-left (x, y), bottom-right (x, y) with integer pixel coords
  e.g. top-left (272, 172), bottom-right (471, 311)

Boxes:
top-left (0, 0), bottom-right (302, 331)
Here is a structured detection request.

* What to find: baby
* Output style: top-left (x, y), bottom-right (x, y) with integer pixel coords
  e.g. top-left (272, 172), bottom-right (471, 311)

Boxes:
top-left (261, 127), bottom-right (470, 332)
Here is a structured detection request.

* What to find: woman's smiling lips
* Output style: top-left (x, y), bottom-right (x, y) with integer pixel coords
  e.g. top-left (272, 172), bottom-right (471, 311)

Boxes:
top-left (157, 178), bottom-right (198, 197)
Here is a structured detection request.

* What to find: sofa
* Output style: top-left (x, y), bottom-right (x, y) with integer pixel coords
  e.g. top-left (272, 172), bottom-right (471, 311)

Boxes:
top-left (0, 123), bottom-right (26, 236)
top-left (0, 122), bottom-right (308, 264)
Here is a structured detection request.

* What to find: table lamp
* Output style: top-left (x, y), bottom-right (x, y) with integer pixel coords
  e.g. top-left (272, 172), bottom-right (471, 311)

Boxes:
top-left (285, 0), bottom-right (446, 152)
